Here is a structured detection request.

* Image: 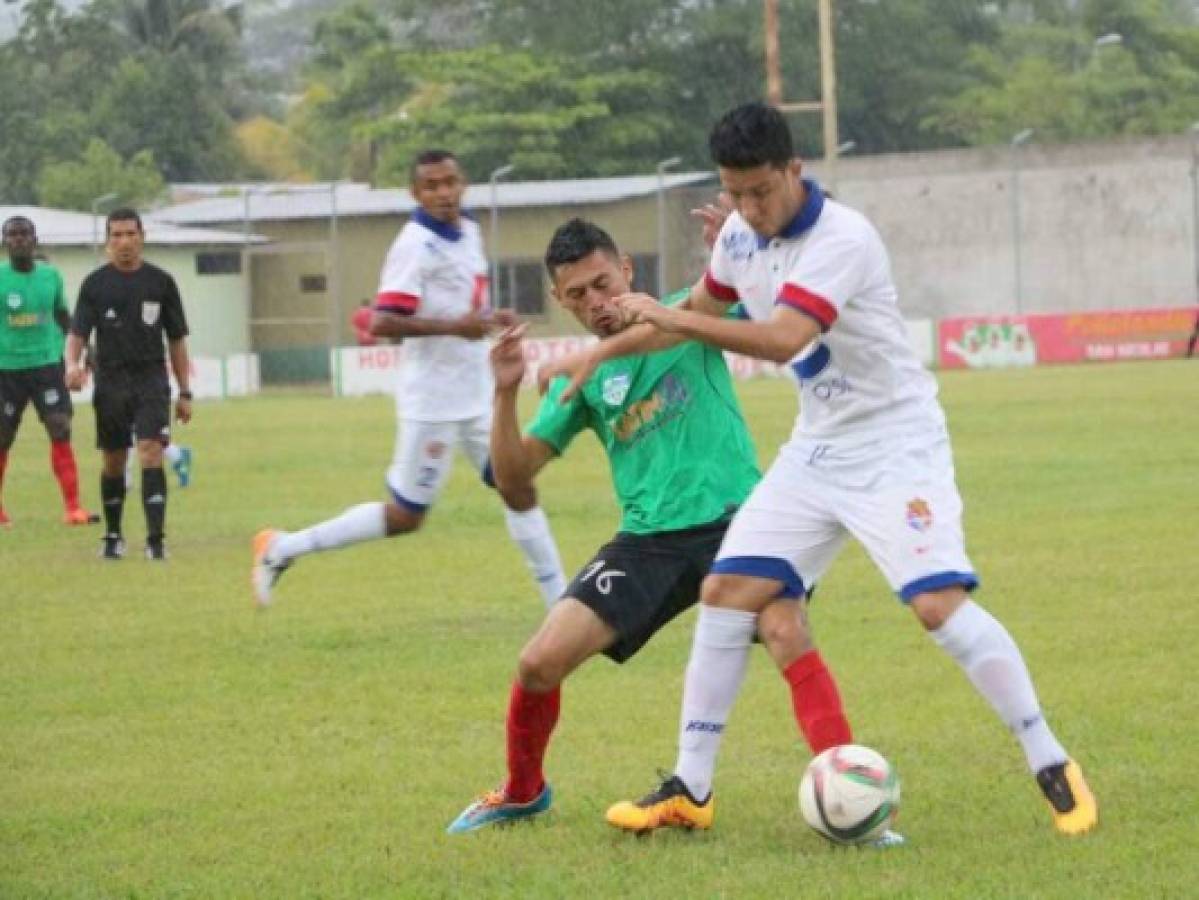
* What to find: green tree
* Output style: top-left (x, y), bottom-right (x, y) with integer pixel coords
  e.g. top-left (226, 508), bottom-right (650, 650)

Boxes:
top-left (37, 138), bottom-right (166, 210)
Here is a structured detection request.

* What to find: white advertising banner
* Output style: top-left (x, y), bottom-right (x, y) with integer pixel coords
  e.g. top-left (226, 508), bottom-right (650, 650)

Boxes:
top-left (332, 321), bottom-right (937, 398)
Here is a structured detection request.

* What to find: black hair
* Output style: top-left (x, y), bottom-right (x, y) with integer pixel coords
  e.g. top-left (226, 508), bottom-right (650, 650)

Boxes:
top-left (708, 102), bottom-right (794, 170)
top-left (2, 215), bottom-right (35, 238)
top-left (544, 218), bottom-right (621, 277)
top-left (106, 207), bottom-right (142, 235)
top-left (410, 149), bottom-right (458, 182)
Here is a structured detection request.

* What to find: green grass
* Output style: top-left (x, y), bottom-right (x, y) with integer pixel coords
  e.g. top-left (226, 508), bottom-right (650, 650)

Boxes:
top-left (1, 361), bottom-right (1196, 898)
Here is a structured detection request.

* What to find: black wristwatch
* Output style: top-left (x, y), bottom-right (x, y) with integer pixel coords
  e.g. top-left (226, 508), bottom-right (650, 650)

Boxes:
top-left (178, 390), bottom-right (194, 400)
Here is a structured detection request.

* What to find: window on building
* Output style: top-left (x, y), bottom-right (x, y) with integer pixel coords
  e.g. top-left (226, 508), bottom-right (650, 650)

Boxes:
top-left (629, 254), bottom-right (659, 295)
top-left (299, 274), bottom-right (327, 293)
top-left (494, 260), bottom-right (546, 316)
top-left (195, 251), bottom-right (242, 275)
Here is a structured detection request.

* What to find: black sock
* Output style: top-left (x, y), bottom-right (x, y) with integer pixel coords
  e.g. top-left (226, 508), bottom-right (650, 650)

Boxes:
top-left (142, 467), bottom-right (167, 543)
top-left (100, 474), bottom-right (125, 535)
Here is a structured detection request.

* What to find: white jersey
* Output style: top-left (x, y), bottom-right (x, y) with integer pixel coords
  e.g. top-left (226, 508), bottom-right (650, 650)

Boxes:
top-left (375, 210), bottom-right (492, 421)
top-left (706, 181), bottom-right (944, 443)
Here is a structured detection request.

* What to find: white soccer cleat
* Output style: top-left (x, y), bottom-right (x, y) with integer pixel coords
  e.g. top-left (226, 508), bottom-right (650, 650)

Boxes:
top-left (251, 529), bottom-right (289, 607)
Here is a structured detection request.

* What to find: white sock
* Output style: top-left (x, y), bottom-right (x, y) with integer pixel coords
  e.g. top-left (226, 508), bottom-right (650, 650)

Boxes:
top-left (930, 600), bottom-right (1068, 773)
top-left (673, 606), bottom-right (759, 800)
top-left (164, 444), bottom-right (182, 465)
top-left (271, 502), bottom-right (387, 563)
top-left (504, 506), bottom-right (567, 607)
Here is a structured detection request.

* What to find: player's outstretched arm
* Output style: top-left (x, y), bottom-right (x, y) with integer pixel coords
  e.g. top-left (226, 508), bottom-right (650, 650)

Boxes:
top-left (490, 326), bottom-right (555, 499)
top-left (371, 309), bottom-right (501, 341)
top-left (619, 293), bottom-right (821, 364)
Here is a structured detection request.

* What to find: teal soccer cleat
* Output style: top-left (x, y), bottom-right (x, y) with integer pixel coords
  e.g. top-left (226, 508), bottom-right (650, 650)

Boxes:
top-left (446, 784), bottom-right (553, 834)
top-left (172, 446), bottom-right (193, 488)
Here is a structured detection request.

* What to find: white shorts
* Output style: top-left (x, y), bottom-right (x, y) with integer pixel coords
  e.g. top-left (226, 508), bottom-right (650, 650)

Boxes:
top-left (385, 413), bottom-right (493, 512)
top-left (712, 431), bottom-right (977, 602)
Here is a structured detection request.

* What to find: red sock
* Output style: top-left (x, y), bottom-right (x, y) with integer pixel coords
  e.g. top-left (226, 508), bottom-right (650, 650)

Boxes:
top-left (503, 681), bottom-right (560, 803)
top-left (49, 441), bottom-right (81, 510)
top-left (784, 650), bottom-right (852, 754)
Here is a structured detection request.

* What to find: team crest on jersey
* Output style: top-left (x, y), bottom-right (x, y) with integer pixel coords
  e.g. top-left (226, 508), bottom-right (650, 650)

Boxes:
top-left (141, 301), bottom-right (160, 325)
top-left (6, 292), bottom-right (21, 309)
top-left (906, 498), bottom-right (933, 532)
top-left (720, 230), bottom-right (757, 262)
top-left (425, 441), bottom-right (447, 460)
top-left (601, 373), bottom-right (631, 406)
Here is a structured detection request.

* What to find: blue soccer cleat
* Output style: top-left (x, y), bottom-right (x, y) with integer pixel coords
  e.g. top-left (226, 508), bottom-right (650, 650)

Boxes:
top-left (172, 446), bottom-right (193, 488)
top-left (446, 784), bottom-right (553, 834)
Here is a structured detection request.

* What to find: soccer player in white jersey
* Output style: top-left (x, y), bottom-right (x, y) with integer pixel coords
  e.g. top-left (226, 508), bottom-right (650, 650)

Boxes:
top-left (588, 104), bottom-right (1096, 836)
top-left (252, 149), bottom-right (566, 608)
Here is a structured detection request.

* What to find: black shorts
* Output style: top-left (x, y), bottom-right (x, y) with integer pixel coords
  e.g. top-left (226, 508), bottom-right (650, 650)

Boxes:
top-left (93, 366), bottom-right (170, 451)
top-left (0, 362), bottom-right (73, 431)
top-left (568, 518), bottom-right (730, 664)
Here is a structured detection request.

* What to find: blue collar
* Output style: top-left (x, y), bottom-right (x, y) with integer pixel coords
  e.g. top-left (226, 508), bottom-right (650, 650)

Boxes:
top-left (414, 208), bottom-right (463, 242)
top-left (755, 179), bottom-right (825, 249)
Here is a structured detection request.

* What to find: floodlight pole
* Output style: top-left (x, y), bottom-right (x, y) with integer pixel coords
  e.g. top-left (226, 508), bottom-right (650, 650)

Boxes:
top-left (1191, 123), bottom-right (1199, 307)
top-left (1010, 129), bottom-right (1034, 315)
top-left (91, 192), bottom-right (117, 256)
top-left (656, 156), bottom-right (682, 297)
top-left (764, 0), bottom-right (839, 170)
top-left (488, 164), bottom-right (515, 309)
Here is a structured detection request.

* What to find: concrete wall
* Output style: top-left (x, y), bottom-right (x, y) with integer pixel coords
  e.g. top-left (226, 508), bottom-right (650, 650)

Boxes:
top-left (42, 245), bottom-right (251, 357)
top-left (798, 134), bottom-right (1198, 319)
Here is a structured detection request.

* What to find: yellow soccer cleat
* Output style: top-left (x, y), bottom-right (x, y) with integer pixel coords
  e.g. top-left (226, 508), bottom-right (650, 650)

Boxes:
top-left (251, 529), bottom-right (289, 608)
top-left (1036, 759), bottom-right (1098, 835)
top-left (606, 774), bottom-right (714, 834)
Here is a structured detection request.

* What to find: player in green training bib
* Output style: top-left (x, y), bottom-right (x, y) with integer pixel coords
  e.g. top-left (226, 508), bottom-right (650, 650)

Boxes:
top-left (0, 216), bottom-right (94, 527)
top-left (448, 218), bottom-right (856, 834)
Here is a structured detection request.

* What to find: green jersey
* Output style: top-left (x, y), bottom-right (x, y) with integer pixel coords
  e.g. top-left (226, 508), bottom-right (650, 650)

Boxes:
top-left (528, 339), bottom-right (760, 534)
top-left (0, 261), bottom-right (67, 371)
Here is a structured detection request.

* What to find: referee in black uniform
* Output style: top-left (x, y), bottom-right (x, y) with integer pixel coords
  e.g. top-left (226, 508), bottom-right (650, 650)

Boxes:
top-left (64, 208), bottom-right (193, 560)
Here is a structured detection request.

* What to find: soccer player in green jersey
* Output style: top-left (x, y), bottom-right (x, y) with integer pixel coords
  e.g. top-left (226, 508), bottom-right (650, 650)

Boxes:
top-left (0, 216), bottom-right (94, 527)
top-left (447, 219), bottom-right (856, 833)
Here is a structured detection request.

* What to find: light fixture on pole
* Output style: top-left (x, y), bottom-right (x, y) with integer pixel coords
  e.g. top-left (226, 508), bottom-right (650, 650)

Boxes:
top-left (655, 156), bottom-right (682, 297)
top-left (488, 163), bottom-right (515, 309)
top-left (91, 192), bottom-right (118, 256)
top-left (1010, 128), bottom-right (1035, 315)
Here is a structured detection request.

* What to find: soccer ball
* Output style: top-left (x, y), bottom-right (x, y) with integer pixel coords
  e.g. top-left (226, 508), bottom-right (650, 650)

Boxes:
top-left (798, 744), bottom-right (900, 844)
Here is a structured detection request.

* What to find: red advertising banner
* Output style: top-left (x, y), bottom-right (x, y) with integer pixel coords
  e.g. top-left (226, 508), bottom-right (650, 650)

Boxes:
top-left (938, 307), bottom-right (1199, 370)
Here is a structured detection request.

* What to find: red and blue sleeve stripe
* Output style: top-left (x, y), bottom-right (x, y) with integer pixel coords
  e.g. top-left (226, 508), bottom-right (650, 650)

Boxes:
top-left (777, 283), bottom-right (837, 331)
top-left (375, 291), bottom-right (419, 315)
top-left (703, 270), bottom-right (740, 303)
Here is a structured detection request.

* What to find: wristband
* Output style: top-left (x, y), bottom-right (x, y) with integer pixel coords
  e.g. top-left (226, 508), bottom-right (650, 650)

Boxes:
top-left (178, 390), bottom-right (193, 400)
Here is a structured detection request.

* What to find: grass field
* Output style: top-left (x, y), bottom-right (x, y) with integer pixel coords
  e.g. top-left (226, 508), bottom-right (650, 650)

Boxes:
top-left (1, 360), bottom-right (1196, 898)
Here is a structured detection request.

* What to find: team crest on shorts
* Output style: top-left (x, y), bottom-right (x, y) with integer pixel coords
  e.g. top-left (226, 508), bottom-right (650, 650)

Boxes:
top-left (425, 441), bottom-right (446, 460)
top-left (905, 498), bottom-right (933, 532)
top-left (43, 388), bottom-right (59, 406)
top-left (141, 301), bottom-right (161, 325)
top-left (601, 373), bottom-right (631, 406)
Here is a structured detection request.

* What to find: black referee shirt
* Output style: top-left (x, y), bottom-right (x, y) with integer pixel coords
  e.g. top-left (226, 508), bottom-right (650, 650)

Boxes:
top-left (71, 262), bottom-right (189, 372)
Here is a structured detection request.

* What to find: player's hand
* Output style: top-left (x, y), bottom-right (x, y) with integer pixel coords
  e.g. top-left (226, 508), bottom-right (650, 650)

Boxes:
top-left (454, 310), bottom-right (495, 341)
top-left (690, 191), bottom-right (733, 250)
top-left (175, 397), bottom-right (192, 424)
top-left (65, 365), bottom-right (88, 391)
top-left (616, 293), bottom-right (681, 332)
top-left (490, 323), bottom-right (529, 391)
top-left (489, 308), bottom-right (518, 328)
